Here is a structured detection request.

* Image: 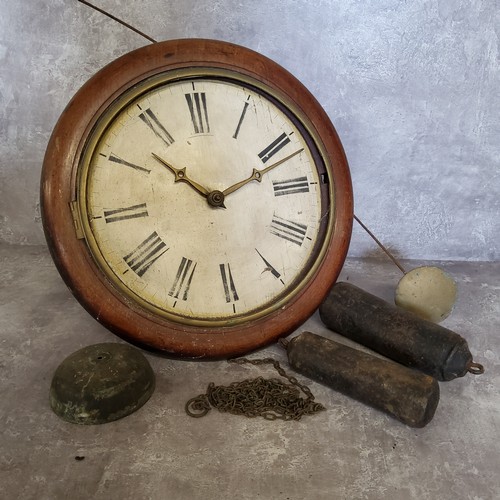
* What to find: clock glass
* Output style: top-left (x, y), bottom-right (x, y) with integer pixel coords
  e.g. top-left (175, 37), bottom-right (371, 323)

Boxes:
top-left (77, 69), bottom-right (331, 326)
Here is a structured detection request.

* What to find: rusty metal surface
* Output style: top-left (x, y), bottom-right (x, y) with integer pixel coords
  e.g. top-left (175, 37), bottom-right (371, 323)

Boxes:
top-left (185, 358), bottom-right (325, 421)
top-left (285, 331), bottom-right (440, 428)
top-left (319, 282), bottom-right (484, 381)
top-left (50, 343), bottom-right (155, 424)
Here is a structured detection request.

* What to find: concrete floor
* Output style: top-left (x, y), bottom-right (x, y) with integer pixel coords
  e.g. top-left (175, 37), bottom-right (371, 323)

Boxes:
top-left (1, 243), bottom-right (499, 500)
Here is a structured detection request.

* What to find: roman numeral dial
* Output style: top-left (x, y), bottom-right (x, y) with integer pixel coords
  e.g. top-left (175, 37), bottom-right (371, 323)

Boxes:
top-left (82, 76), bottom-right (324, 324)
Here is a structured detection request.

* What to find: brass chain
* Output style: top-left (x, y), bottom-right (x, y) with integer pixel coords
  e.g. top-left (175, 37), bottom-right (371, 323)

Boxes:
top-left (185, 357), bottom-right (325, 421)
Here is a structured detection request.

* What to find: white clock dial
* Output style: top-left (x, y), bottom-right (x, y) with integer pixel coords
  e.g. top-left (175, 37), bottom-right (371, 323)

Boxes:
top-left (79, 74), bottom-right (329, 324)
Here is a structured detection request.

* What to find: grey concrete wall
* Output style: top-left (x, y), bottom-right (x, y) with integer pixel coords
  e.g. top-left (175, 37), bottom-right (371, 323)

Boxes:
top-left (1, 0), bottom-right (499, 260)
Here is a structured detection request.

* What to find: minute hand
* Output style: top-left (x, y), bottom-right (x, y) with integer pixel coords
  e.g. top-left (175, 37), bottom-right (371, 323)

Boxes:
top-left (222, 148), bottom-right (304, 197)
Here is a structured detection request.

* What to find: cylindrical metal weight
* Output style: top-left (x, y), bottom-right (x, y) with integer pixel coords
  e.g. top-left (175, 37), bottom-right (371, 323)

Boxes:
top-left (283, 331), bottom-right (440, 427)
top-left (319, 282), bottom-right (484, 381)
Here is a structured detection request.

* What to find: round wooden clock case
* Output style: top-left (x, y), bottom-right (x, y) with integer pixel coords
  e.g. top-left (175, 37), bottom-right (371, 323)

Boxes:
top-left (41, 39), bottom-right (353, 358)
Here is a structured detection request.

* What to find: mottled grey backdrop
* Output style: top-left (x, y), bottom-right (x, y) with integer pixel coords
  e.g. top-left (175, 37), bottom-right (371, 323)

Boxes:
top-left (1, 0), bottom-right (498, 260)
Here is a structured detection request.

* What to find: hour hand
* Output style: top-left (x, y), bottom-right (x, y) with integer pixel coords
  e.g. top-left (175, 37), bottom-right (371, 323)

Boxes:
top-left (152, 153), bottom-right (210, 198)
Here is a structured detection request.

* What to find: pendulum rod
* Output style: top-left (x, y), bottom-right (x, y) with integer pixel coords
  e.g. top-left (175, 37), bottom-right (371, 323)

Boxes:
top-left (77, 0), bottom-right (157, 44)
top-left (353, 214), bottom-right (407, 274)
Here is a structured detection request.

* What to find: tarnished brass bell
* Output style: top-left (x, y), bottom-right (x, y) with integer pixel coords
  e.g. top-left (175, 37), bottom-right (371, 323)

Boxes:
top-left (50, 343), bottom-right (155, 424)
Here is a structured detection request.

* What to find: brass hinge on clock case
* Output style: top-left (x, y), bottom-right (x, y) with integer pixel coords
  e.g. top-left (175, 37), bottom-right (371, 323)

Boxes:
top-left (69, 200), bottom-right (85, 240)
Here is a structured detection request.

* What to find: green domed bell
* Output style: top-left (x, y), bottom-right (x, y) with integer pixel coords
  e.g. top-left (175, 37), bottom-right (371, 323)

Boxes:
top-left (50, 343), bottom-right (155, 424)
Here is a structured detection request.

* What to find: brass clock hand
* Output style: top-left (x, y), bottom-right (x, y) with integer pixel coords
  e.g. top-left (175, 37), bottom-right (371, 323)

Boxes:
top-left (152, 153), bottom-right (210, 198)
top-left (222, 148), bottom-right (304, 197)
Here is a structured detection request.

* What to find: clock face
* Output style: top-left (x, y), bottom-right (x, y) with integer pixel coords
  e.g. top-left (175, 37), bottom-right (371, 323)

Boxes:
top-left (79, 71), bottom-right (329, 325)
top-left (42, 39), bottom-right (352, 357)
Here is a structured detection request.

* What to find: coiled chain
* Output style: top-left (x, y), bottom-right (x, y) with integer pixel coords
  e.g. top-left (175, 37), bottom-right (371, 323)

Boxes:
top-left (185, 357), bottom-right (325, 421)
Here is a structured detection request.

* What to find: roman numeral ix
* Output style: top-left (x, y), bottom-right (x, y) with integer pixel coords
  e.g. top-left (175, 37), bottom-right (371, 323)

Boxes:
top-left (123, 232), bottom-right (168, 277)
top-left (104, 203), bottom-right (148, 223)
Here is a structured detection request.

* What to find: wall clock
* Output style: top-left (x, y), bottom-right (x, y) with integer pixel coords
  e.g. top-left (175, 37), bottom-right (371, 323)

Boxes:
top-left (41, 39), bottom-right (353, 358)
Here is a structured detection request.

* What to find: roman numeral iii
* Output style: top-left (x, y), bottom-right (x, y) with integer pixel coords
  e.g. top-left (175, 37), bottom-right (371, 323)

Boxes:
top-left (123, 232), bottom-right (168, 277)
top-left (272, 176), bottom-right (310, 197)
